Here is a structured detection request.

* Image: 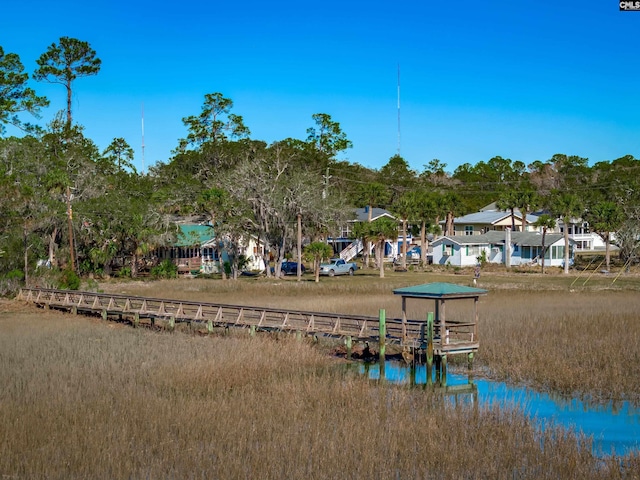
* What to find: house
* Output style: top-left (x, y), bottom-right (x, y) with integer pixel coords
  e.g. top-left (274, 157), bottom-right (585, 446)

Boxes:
top-left (154, 224), bottom-right (215, 274)
top-left (201, 234), bottom-right (265, 273)
top-left (330, 207), bottom-right (408, 262)
top-left (431, 230), bottom-right (575, 268)
top-left (556, 218), bottom-right (608, 253)
top-left (454, 204), bottom-right (610, 254)
top-left (446, 210), bottom-right (539, 236)
top-left (155, 224), bottom-right (265, 274)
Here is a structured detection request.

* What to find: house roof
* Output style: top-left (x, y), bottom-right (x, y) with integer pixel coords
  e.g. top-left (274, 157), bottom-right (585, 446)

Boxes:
top-left (456, 208), bottom-right (541, 225)
top-left (431, 234), bottom-right (494, 246)
top-left (453, 211), bottom-right (522, 225)
top-left (509, 232), bottom-right (568, 247)
top-left (393, 282), bottom-right (488, 299)
top-left (353, 207), bottom-right (395, 222)
top-left (174, 224), bottom-right (214, 247)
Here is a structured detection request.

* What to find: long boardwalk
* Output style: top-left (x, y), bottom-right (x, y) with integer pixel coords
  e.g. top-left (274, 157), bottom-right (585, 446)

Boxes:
top-left (17, 287), bottom-right (422, 345)
top-left (17, 284), bottom-right (486, 391)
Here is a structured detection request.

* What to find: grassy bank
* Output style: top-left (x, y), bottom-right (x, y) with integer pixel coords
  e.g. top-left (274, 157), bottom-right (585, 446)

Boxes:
top-left (1, 304), bottom-right (638, 479)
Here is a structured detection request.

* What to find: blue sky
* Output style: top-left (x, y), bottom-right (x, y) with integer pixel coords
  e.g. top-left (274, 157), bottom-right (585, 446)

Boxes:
top-left (3, 0), bottom-right (639, 174)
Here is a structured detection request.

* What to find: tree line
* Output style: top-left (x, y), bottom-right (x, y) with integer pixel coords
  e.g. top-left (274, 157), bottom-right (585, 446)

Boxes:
top-left (1, 38), bottom-right (639, 288)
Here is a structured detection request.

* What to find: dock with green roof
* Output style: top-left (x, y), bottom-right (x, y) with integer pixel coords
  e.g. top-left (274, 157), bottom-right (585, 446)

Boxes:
top-left (393, 282), bottom-right (488, 384)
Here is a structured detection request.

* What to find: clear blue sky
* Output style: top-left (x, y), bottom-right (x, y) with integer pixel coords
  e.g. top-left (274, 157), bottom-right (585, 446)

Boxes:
top-left (3, 0), bottom-right (639, 174)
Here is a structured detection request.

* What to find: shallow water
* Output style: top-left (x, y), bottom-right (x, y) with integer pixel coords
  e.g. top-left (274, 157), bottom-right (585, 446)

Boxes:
top-left (359, 361), bottom-right (640, 456)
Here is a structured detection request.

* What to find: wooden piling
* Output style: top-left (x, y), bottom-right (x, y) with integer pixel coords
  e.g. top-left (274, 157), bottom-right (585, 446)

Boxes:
top-left (378, 309), bottom-right (386, 362)
top-left (441, 354), bottom-right (448, 387)
top-left (379, 309), bottom-right (386, 381)
top-left (426, 311), bottom-right (434, 384)
top-left (345, 335), bottom-right (352, 359)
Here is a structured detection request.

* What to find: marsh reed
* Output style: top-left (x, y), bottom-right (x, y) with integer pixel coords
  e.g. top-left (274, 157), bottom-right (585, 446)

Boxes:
top-left (2, 304), bottom-right (639, 479)
top-left (5, 271), bottom-right (640, 478)
top-left (98, 273), bottom-right (640, 402)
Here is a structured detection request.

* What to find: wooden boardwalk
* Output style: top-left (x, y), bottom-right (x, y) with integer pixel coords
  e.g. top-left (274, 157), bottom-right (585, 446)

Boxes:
top-left (17, 288), bottom-right (425, 345)
top-left (17, 284), bottom-right (485, 389)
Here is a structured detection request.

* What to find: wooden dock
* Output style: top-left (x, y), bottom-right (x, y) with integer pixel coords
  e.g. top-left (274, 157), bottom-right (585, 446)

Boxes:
top-left (17, 283), bottom-right (487, 387)
top-left (17, 287), bottom-right (410, 344)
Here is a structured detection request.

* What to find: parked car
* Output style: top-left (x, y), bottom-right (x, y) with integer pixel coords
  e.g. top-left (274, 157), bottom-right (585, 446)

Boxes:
top-left (273, 261), bottom-right (306, 276)
top-left (319, 258), bottom-right (357, 276)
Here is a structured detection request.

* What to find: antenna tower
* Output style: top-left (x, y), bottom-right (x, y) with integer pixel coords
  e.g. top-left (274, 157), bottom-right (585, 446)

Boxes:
top-left (397, 64), bottom-right (401, 156)
top-left (141, 103), bottom-right (146, 174)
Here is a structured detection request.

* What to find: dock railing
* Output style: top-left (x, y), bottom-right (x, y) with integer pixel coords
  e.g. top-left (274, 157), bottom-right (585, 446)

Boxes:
top-left (17, 288), bottom-right (478, 356)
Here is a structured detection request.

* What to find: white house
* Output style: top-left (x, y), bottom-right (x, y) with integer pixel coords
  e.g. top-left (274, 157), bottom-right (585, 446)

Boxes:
top-left (446, 210), bottom-right (540, 236)
top-left (431, 230), bottom-right (575, 268)
top-left (454, 204), bottom-right (610, 254)
top-left (331, 207), bottom-right (409, 262)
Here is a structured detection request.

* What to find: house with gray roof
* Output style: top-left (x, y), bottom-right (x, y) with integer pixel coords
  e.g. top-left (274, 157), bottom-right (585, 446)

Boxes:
top-left (432, 230), bottom-right (575, 268)
top-left (456, 204), bottom-right (608, 253)
top-left (447, 210), bottom-right (540, 236)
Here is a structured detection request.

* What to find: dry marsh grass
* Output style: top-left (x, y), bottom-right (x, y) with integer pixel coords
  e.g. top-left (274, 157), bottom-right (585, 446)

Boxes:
top-left (2, 304), bottom-right (639, 479)
top-left (98, 272), bottom-right (640, 403)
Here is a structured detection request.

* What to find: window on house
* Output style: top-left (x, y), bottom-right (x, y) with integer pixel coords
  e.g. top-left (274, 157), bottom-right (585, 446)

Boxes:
top-left (552, 246), bottom-right (564, 259)
top-left (464, 225), bottom-right (474, 236)
top-left (466, 246), bottom-right (480, 257)
top-left (443, 244), bottom-right (453, 256)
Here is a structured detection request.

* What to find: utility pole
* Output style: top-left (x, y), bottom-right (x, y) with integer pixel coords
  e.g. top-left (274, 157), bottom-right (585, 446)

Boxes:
top-left (66, 186), bottom-right (75, 272)
top-left (297, 212), bottom-right (302, 281)
top-left (322, 167), bottom-right (331, 199)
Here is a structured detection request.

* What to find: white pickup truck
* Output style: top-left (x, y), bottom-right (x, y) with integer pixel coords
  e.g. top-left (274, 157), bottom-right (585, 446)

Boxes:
top-left (319, 258), bottom-right (358, 276)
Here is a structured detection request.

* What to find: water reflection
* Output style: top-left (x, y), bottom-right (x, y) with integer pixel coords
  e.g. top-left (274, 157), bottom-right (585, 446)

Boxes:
top-left (359, 361), bottom-right (640, 456)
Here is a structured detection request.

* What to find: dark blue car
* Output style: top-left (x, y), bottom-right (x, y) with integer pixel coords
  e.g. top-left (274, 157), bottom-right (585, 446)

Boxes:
top-left (277, 261), bottom-right (306, 275)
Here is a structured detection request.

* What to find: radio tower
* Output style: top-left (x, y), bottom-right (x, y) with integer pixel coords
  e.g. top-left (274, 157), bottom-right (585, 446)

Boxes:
top-left (141, 102), bottom-right (146, 174)
top-left (397, 64), bottom-right (401, 156)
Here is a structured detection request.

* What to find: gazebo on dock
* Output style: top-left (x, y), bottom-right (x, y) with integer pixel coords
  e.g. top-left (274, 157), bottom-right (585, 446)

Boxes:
top-left (393, 282), bottom-right (488, 384)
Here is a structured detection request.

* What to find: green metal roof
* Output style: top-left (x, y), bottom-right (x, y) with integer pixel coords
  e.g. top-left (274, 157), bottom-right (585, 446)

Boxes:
top-left (174, 224), bottom-right (214, 247)
top-left (393, 282), bottom-right (488, 299)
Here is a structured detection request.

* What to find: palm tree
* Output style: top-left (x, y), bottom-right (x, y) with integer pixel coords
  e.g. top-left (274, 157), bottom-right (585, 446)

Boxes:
top-left (533, 214), bottom-right (556, 274)
top-left (365, 217), bottom-right (399, 278)
top-left (356, 182), bottom-right (390, 268)
top-left (552, 193), bottom-right (583, 274)
top-left (391, 192), bottom-right (414, 270)
top-left (496, 190), bottom-right (519, 231)
top-left (407, 190), bottom-right (438, 267)
top-left (304, 241), bottom-right (333, 283)
top-left (585, 201), bottom-right (624, 271)
top-left (515, 189), bottom-right (539, 233)
top-left (440, 192), bottom-right (462, 236)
